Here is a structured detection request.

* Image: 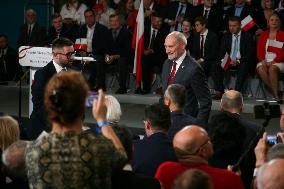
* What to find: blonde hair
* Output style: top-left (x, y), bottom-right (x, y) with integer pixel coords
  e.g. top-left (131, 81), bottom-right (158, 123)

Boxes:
top-left (0, 116), bottom-right (20, 150)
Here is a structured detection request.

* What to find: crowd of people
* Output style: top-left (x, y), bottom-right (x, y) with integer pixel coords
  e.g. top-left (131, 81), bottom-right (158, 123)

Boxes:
top-left (1, 0), bottom-right (284, 188)
top-left (1, 0), bottom-right (284, 99)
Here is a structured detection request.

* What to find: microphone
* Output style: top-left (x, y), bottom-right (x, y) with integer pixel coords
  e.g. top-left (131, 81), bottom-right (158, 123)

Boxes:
top-left (73, 56), bottom-right (96, 62)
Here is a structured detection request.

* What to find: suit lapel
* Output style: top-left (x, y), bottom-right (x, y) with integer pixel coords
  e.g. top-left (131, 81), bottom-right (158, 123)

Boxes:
top-left (173, 56), bottom-right (188, 83)
top-left (228, 33), bottom-right (232, 53)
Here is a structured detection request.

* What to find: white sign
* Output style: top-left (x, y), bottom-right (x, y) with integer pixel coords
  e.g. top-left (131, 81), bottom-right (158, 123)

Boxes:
top-left (19, 46), bottom-right (52, 67)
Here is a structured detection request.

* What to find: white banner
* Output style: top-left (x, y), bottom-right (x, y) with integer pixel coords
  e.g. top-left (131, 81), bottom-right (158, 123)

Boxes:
top-left (19, 46), bottom-right (52, 67)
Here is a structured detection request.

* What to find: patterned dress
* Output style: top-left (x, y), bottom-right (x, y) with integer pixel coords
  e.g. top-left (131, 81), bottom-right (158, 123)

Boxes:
top-left (25, 131), bottom-right (127, 189)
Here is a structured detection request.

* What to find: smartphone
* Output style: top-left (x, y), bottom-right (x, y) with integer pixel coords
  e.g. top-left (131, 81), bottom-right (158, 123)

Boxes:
top-left (85, 92), bottom-right (98, 107)
top-left (253, 103), bottom-right (281, 119)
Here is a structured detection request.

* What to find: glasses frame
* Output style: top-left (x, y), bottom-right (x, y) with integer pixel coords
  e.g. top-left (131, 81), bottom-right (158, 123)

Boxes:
top-left (54, 51), bottom-right (75, 58)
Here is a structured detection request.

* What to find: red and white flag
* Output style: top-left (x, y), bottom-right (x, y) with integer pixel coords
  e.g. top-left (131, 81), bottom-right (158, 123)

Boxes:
top-left (74, 38), bottom-right (87, 51)
top-left (132, 0), bottom-right (144, 86)
top-left (241, 15), bottom-right (256, 32)
top-left (267, 39), bottom-right (284, 53)
top-left (221, 53), bottom-right (231, 72)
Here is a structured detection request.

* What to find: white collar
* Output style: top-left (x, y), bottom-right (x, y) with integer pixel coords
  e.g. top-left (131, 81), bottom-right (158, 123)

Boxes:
top-left (201, 29), bottom-right (208, 36)
top-left (53, 60), bottom-right (65, 73)
top-left (87, 23), bottom-right (96, 30)
top-left (175, 51), bottom-right (187, 66)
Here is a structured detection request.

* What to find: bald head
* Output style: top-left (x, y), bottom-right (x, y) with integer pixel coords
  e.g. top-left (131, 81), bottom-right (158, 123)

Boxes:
top-left (220, 90), bottom-right (243, 113)
top-left (257, 159), bottom-right (284, 189)
top-left (173, 125), bottom-right (212, 157)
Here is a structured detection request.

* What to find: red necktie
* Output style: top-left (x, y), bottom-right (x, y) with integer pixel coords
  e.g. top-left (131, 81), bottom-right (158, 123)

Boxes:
top-left (167, 61), bottom-right (177, 85)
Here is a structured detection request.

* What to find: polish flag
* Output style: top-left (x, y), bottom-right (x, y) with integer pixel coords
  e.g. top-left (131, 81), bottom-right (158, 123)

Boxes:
top-left (241, 15), bottom-right (256, 32)
top-left (132, 0), bottom-right (144, 86)
top-left (221, 53), bottom-right (231, 72)
top-left (267, 40), bottom-right (284, 54)
top-left (74, 38), bottom-right (87, 51)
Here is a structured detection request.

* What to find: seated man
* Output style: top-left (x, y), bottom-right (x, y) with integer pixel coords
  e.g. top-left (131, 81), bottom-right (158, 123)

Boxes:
top-left (45, 13), bottom-right (78, 46)
top-left (190, 16), bottom-right (224, 99)
top-left (111, 125), bottom-right (162, 189)
top-left (135, 13), bottom-right (168, 94)
top-left (18, 9), bottom-right (46, 47)
top-left (155, 125), bottom-right (244, 189)
top-left (98, 13), bottom-right (132, 94)
top-left (164, 84), bottom-right (205, 140)
top-left (132, 103), bottom-right (177, 177)
top-left (78, 9), bottom-right (109, 90)
top-left (0, 35), bottom-right (22, 82)
top-left (219, 16), bottom-right (254, 92)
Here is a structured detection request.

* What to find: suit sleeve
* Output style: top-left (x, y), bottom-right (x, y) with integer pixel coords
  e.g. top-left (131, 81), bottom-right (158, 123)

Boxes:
top-left (204, 32), bottom-right (219, 61)
top-left (240, 33), bottom-right (254, 63)
top-left (31, 69), bottom-right (47, 112)
top-left (191, 65), bottom-right (212, 121)
top-left (219, 34), bottom-right (228, 60)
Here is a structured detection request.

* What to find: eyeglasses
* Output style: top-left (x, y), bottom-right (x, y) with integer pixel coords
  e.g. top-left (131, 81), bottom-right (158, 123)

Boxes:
top-left (54, 51), bottom-right (75, 58)
top-left (190, 138), bottom-right (210, 155)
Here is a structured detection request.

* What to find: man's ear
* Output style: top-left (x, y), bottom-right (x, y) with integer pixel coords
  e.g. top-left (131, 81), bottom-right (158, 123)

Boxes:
top-left (219, 103), bottom-right (223, 111)
top-left (240, 103), bottom-right (244, 112)
top-left (164, 96), bottom-right (171, 107)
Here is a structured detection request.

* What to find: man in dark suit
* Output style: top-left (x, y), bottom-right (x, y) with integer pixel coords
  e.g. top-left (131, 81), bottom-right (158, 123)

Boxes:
top-left (163, 84), bottom-right (205, 141)
top-left (164, 0), bottom-right (192, 32)
top-left (136, 14), bottom-right (168, 94)
top-left (99, 13), bottom-right (132, 94)
top-left (18, 9), bottom-right (46, 47)
top-left (111, 125), bottom-right (162, 189)
top-left (188, 0), bottom-right (223, 35)
top-left (27, 38), bottom-right (75, 140)
top-left (224, 0), bottom-right (258, 33)
top-left (219, 90), bottom-right (263, 189)
top-left (144, 0), bottom-right (165, 25)
top-left (0, 35), bottom-right (21, 82)
top-left (132, 103), bottom-right (177, 177)
top-left (220, 16), bottom-right (255, 92)
top-left (79, 9), bottom-right (109, 90)
top-left (162, 31), bottom-right (211, 124)
top-left (45, 13), bottom-right (78, 46)
top-left (190, 16), bottom-right (224, 100)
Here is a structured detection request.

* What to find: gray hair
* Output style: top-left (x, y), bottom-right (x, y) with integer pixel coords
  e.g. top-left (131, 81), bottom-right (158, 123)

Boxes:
top-left (2, 140), bottom-right (28, 178)
top-left (168, 31), bottom-right (187, 46)
top-left (220, 90), bottom-right (243, 111)
top-left (105, 95), bottom-right (122, 124)
top-left (267, 143), bottom-right (284, 161)
top-left (165, 84), bottom-right (187, 109)
top-left (26, 8), bottom-right (37, 16)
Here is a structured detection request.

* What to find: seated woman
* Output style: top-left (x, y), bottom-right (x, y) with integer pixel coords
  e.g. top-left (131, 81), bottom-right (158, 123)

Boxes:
top-left (181, 18), bottom-right (193, 55)
top-left (257, 13), bottom-right (284, 103)
top-left (23, 71), bottom-right (126, 188)
top-left (60, 0), bottom-right (88, 25)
